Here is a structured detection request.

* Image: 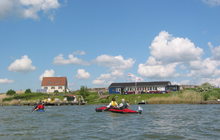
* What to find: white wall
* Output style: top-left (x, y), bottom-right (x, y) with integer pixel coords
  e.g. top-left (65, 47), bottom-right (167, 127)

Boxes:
top-left (41, 86), bottom-right (66, 93)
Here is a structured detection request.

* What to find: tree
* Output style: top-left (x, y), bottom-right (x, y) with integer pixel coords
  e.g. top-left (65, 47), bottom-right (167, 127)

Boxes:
top-left (25, 88), bottom-right (31, 94)
top-left (196, 82), bottom-right (213, 92)
top-left (6, 89), bottom-right (16, 96)
top-left (79, 86), bottom-right (89, 99)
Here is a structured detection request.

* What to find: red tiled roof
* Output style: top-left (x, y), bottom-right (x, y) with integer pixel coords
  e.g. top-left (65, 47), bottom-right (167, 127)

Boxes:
top-left (41, 77), bottom-right (67, 86)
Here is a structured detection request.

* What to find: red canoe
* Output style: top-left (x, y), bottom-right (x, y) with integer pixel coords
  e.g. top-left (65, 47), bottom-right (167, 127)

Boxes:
top-left (95, 106), bottom-right (142, 114)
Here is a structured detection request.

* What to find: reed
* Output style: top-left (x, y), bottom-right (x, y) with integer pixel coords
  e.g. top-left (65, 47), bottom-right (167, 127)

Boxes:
top-left (148, 90), bottom-right (202, 104)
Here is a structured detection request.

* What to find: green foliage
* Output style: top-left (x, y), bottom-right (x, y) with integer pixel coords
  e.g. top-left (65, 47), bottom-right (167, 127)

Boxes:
top-left (203, 93), bottom-right (209, 101)
top-left (79, 86), bottom-right (89, 99)
top-left (25, 88), bottom-right (31, 94)
top-left (6, 89), bottom-right (16, 96)
top-left (196, 82), bottom-right (213, 92)
top-left (3, 93), bottom-right (45, 101)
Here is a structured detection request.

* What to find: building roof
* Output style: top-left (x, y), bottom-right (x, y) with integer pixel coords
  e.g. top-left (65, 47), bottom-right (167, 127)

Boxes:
top-left (109, 81), bottom-right (171, 87)
top-left (41, 77), bottom-right (67, 86)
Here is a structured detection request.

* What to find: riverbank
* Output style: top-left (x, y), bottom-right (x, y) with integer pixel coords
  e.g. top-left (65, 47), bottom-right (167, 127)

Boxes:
top-left (1, 88), bottom-right (220, 105)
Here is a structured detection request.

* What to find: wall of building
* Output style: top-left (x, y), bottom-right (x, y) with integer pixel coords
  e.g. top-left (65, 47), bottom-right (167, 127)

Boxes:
top-left (41, 86), bottom-right (66, 93)
top-left (109, 87), bottom-right (121, 94)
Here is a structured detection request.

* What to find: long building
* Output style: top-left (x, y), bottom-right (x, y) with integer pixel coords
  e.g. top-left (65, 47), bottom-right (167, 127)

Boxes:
top-left (109, 81), bottom-right (179, 94)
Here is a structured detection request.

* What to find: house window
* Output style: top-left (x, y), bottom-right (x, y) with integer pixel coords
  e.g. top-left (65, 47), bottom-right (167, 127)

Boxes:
top-left (44, 87), bottom-right (48, 89)
top-left (56, 81), bottom-right (59, 84)
top-left (116, 88), bottom-right (121, 92)
top-left (51, 87), bottom-right (55, 89)
top-left (58, 86), bottom-right (62, 89)
top-left (48, 81), bottom-right (51, 84)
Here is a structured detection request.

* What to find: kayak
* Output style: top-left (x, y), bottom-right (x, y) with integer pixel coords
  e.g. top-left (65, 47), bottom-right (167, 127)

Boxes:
top-left (32, 109), bottom-right (45, 112)
top-left (95, 106), bottom-right (108, 112)
top-left (95, 106), bottom-right (142, 114)
top-left (109, 108), bottom-right (141, 114)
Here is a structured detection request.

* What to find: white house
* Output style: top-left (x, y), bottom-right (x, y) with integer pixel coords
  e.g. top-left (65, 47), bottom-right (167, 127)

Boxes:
top-left (41, 77), bottom-right (69, 93)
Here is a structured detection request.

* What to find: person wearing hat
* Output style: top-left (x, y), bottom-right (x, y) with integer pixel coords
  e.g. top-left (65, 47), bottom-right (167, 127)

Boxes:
top-left (106, 98), bottom-right (118, 108)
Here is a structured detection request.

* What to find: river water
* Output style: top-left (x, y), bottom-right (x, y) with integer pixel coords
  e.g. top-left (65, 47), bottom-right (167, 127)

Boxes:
top-left (0, 104), bottom-right (219, 140)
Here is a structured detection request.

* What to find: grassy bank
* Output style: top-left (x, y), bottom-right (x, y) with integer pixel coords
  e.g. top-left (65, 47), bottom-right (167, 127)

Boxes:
top-left (2, 88), bottom-right (220, 105)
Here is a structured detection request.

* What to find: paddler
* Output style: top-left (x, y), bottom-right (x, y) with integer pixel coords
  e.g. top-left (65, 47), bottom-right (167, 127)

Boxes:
top-left (118, 99), bottom-right (128, 109)
top-left (106, 98), bottom-right (118, 108)
top-left (33, 102), bottom-right (44, 112)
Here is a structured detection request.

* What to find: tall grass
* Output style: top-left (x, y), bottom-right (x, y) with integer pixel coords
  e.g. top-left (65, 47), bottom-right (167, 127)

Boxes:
top-left (148, 90), bottom-right (202, 104)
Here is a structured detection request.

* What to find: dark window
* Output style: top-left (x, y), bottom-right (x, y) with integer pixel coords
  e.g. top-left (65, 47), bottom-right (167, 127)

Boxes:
top-left (56, 81), bottom-right (59, 84)
top-left (58, 86), bottom-right (62, 89)
top-left (48, 81), bottom-right (51, 84)
top-left (51, 87), bottom-right (55, 89)
top-left (44, 87), bottom-right (48, 89)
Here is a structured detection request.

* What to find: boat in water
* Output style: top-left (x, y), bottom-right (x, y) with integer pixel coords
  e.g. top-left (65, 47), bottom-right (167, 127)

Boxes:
top-left (32, 109), bottom-right (45, 112)
top-left (95, 106), bottom-right (142, 114)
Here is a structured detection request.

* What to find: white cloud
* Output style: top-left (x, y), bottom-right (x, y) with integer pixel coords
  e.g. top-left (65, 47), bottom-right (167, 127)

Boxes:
top-left (39, 69), bottom-right (55, 81)
top-left (94, 55), bottom-right (135, 71)
top-left (208, 42), bottom-right (220, 60)
top-left (0, 78), bottom-right (14, 84)
top-left (138, 31), bottom-right (206, 79)
top-left (68, 82), bottom-right (75, 87)
top-left (138, 63), bottom-right (179, 79)
top-left (8, 55), bottom-right (36, 73)
top-left (188, 58), bottom-right (220, 78)
top-left (53, 54), bottom-right (89, 66)
top-left (92, 79), bottom-right (113, 85)
top-left (172, 80), bottom-right (189, 85)
top-left (73, 50), bottom-right (86, 55)
top-left (149, 31), bottom-right (203, 64)
top-left (199, 77), bottom-right (220, 86)
top-left (202, 0), bottom-right (220, 6)
top-left (75, 69), bottom-right (91, 80)
top-left (97, 73), bottom-right (114, 80)
top-left (180, 65), bottom-right (186, 69)
top-left (111, 70), bottom-right (124, 77)
top-left (92, 79), bottom-right (105, 85)
top-left (0, 0), bottom-right (61, 21)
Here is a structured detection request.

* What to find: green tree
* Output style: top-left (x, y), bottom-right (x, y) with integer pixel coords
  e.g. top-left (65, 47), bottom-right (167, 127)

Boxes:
top-left (79, 86), bottom-right (89, 99)
top-left (25, 88), bottom-right (31, 93)
top-left (196, 82), bottom-right (213, 92)
top-left (6, 89), bottom-right (16, 96)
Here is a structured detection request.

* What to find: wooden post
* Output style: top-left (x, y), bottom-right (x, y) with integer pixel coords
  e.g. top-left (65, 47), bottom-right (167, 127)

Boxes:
top-left (135, 100), bottom-right (137, 104)
top-left (79, 99), bottom-right (81, 106)
top-left (1, 99), bottom-right (3, 107)
top-left (19, 99), bottom-right (20, 106)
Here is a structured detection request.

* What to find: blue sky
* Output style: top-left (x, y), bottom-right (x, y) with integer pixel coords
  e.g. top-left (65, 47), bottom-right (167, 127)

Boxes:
top-left (1, 0), bottom-right (220, 93)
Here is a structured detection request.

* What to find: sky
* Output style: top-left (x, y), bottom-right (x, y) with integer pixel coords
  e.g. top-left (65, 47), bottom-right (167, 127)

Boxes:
top-left (1, 0), bottom-right (220, 93)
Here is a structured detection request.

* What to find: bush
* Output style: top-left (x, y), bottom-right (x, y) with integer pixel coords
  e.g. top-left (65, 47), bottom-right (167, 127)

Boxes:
top-left (196, 82), bottom-right (213, 92)
top-left (25, 89), bottom-right (31, 94)
top-left (6, 89), bottom-right (16, 96)
top-left (203, 93), bottom-right (209, 101)
top-left (79, 86), bottom-right (89, 99)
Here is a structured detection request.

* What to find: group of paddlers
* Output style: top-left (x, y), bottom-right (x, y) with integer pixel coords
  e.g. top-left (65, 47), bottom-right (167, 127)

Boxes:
top-left (32, 101), bottom-right (45, 112)
top-left (106, 98), bottom-right (130, 110)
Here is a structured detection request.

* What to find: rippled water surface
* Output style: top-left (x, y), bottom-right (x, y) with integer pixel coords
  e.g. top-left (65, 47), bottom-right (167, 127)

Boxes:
top-left (0, 104), bottom-right (220, 140)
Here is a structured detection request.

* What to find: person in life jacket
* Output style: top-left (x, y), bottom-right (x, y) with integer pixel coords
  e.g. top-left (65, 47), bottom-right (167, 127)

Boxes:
top-left (33, 102), bottom-right (44, 112)
top-left (118, 99), bottom-right (128, 109)
top-left (37, 103), bottom-right (44, 110)
top-left (106, 98), bottom-right (118, 108)
top-left (33, 101), bottom-right (42, 110)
